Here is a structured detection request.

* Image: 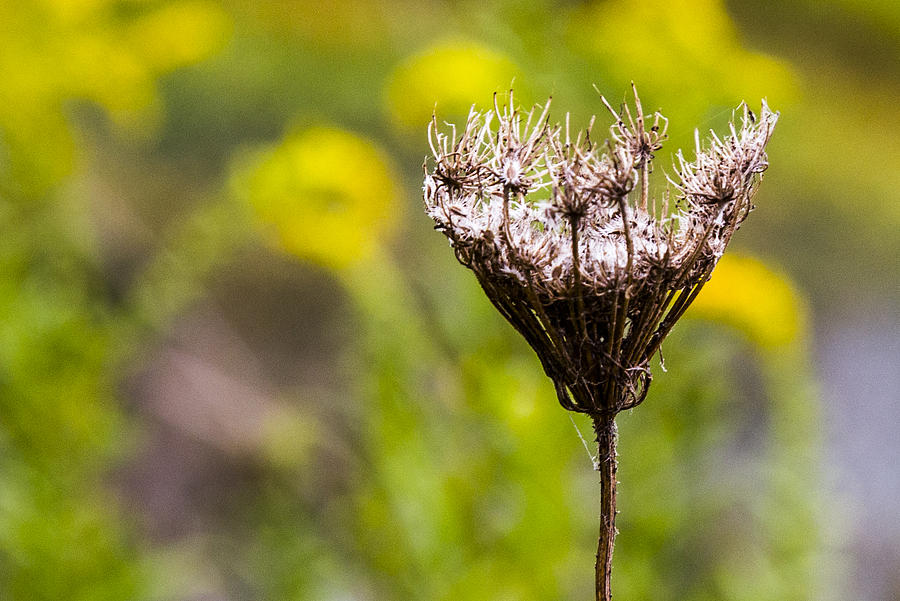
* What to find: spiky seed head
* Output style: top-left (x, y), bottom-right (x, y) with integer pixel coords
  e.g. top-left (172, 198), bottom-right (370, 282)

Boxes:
top-left (424, 86), bottom-right (778, 415)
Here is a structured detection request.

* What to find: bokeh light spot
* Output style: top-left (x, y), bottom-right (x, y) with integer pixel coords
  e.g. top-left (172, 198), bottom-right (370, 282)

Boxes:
top-left (234, 126), bottom-right (400, 270)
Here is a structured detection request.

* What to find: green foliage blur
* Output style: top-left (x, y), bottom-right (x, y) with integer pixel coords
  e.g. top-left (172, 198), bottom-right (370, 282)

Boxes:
top-left (0, 0), bottom-right (896, 599)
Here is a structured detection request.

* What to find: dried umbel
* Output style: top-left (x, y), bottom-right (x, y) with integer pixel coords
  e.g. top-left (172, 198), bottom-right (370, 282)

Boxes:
top-left (423, 85), bottom-right (777, 601)
top-left (425, 87), bottom-right (776, 415)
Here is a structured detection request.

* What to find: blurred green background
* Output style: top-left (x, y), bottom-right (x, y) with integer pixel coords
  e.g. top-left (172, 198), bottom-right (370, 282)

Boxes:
top-left (0, 0), bottom-right (897, 600)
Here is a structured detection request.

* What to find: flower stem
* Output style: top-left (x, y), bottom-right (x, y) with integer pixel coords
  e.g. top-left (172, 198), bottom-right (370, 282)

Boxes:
top-left (592, 413), bottom-right (618, 601)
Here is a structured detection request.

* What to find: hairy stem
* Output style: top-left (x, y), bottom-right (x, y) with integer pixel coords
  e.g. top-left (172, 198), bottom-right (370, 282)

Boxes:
top-left (593, 413), bottom-right (618, 601)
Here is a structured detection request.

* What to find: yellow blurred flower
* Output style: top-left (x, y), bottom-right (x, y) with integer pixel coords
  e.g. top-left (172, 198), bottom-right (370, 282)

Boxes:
top-left (0, 0), bottom-right (229, 195)
top-left (385, 40), bottom-right (521, 131)
top-left (567, 0), bottom-right (796, 123)
top-left (686, 254), bottom-right (806, 349)
top-left (125, 1), bottom-right (231, 72)
top-left (233, 126), bottom-right (400, 270)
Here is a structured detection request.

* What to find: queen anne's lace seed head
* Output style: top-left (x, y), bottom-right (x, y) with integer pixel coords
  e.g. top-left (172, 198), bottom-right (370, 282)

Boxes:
top-left (424, 86), bottom-right (778, 416)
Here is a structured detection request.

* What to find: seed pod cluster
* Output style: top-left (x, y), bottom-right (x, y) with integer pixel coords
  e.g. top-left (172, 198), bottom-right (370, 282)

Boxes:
top-left (424, 87), bottom-right (778, 415)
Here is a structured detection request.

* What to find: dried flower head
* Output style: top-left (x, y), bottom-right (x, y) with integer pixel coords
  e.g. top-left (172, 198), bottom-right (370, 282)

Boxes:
top-left (424, 85), bottom-right (778, 417)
